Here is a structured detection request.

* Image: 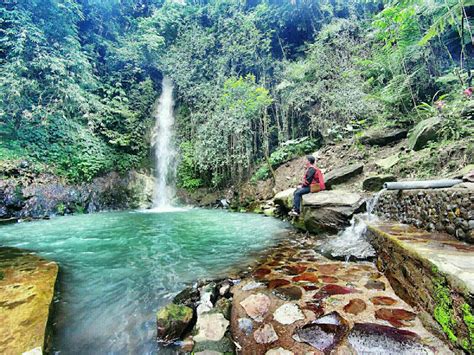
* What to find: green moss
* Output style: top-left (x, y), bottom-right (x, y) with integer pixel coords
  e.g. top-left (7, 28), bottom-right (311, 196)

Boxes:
top-left (431, 266), bottom-right (458, 344)
top-left (461, 303), bottom-right (474, 352)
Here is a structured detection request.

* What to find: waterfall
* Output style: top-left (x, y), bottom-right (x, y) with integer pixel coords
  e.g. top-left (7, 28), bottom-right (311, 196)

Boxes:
top-left (367, 188), bottom-right (386, 220)
top-left (152, 77), bottom-right (177, 209)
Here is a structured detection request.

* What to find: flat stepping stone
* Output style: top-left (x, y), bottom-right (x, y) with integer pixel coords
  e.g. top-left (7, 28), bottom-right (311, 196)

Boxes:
top-left (370, 296), bottom-right (397, 305)
top-left (365, 280), bottom-right (386, 290)
top-left (193, 313), bottom-right (229, 342)
top-left (292, 272), bottom-right (319, 283)
top-left (268, 279), bottom-right (291, 289)
top-left (313, 284), bottom-right (359, 300)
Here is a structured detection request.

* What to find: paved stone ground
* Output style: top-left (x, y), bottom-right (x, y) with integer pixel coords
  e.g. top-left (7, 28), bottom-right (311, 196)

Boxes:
top-left (230, 234), bottom-right (452, 354)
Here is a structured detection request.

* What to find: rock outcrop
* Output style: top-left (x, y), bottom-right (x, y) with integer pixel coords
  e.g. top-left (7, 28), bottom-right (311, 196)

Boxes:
top-left (0, 247), bottom-right (58, 354)
top-left (362, 174), bottom-right (397, 191)
top-left (300, 191), bottom-right (365, 233)
top-left (156, 303), bottom-right (194, 344)
top-left (408, 117), bottom-right (442, 151)
top-left (360, 128), bottom-right (408, 146)
top-left (0, 170), bottom-right (154, 220)
top-left (325, 163), bottom-right (364, 189)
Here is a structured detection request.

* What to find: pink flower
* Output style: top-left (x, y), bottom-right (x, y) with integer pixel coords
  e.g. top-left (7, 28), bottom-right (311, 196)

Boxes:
top-left (463, 87), bottom-right (473, 98)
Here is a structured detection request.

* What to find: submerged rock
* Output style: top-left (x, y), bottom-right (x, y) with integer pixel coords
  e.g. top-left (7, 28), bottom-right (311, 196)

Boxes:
top-left (343, 298), bottom-right (367, 315)
top-left (156, 303), bottom-right (194, 343)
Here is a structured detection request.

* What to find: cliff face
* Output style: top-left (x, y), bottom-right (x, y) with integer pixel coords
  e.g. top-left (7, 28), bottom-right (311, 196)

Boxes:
top-left (0, 170), bottom-right (154, 221)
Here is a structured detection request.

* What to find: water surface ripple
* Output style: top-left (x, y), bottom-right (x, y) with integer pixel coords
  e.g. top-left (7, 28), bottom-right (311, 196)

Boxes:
top-left (0, 209), bottom-right (290, 354)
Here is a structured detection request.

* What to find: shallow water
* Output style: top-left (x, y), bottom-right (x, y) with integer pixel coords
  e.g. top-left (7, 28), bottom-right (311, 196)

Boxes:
top-left (0, 209), bottom-right (290, 354)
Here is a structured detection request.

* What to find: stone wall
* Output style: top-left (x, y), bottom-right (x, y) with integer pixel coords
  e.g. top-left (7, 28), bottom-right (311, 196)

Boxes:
top-left (375, 186), bottom-right (474, 243)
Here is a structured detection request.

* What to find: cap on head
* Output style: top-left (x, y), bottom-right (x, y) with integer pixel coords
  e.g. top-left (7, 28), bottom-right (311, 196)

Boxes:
top-left (306, 155), bottom-right (315, 164)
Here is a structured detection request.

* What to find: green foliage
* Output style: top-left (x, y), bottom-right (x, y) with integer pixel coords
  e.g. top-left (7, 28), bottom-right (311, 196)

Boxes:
top-left (461, 303), bottom-right (474, 352)
top-left (176, 141), bottom-right (203, 191)
top-left (432, 266), bottom-right (458, 344)
top-left (252, 137), bottom-right (320, 181)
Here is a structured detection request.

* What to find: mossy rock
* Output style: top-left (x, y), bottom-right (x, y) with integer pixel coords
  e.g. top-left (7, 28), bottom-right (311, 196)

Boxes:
top-left (408, 117), bottom-right (442, 151)
top-left (156, 303), bottom-right (194, 343)
top-left (193, 335), bottom-right (235, 353)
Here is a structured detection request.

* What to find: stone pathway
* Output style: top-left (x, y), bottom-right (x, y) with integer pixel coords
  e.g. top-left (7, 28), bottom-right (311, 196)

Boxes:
top-left (230, 234), bottom-right (452, 354)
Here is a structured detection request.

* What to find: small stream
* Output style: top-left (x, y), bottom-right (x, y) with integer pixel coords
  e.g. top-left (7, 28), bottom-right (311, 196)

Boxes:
top-left (0, 209), bottom-right (290, 354)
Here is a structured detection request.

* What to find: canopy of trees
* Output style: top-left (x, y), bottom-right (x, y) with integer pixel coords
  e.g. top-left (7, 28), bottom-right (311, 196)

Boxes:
top-left (1, 0), bottom-right (473, 185)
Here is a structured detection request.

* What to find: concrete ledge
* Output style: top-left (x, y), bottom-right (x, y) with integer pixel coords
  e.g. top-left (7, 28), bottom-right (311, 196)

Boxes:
top-left (0, 247), bottom-right (58, 354)
top-left (366, 221), bottom-right (474, 352)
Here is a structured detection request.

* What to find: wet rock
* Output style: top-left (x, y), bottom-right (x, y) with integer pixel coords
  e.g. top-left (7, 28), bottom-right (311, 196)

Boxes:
top-left (215, 298), bottom-right (232, 320)
top-left (273, 303), bottom-right (305, 325)
top-left (0, 247), bottom-right (58, 354)
top-left (177, 336), bottom-right (194, 352)
top-left (284, 264), bottom-right (307, 275)
top-left (302, 285), bottom-right (319, 291)
top-left (304, 302), bottom-right (325, 318)
top-left (242, 281), bottom-right (265, 291)
top-left (348, 323), bottom-right (431, 354)
top-left (293, 312), bottom-right (349, 353)
top-left (313, 284), bottom-right (359, 300)
top-left (343, 298), bottom-right (367, 315)
top-left (273, 286), bottom-right (303, 301)
top-left (240, 293), bottom-right (271, 322)
top-left (325, 163), bottom-right (364, 188)
top-left (374, 308), bottom-right (416, 328)
top-left (156, 303), bottom-right (194, 343)
top-left (320, 276), bottom-right (338, 283)
top-left (273, 188), bottom-right (296, 210)
top-left (292, 272), bottom-right (318, 283)
top-left (238, 318), bottom-right (254, 335)
top-left (370, 296), bottom-right (397, 306)
top-left (265, 347), bottom-right (294, 355)
top-left (194, 312), bottom-right (229, 342)
top-left (268, 279), bottom-right (291, 289)
top-left (360, 128), bottom-right (408, 147)
top-left (363, 175), bottom-right (397, 192)
top-left (408, 117), bottom-right (442, 151)
top-left (193, 336), bottom-right (235, 353)
top-left (253, 268), bottom-right (272, 279)
top-left (302, 191), bottom-right (365, 233)
top-left (364, 280), bottom-right (386, 290)
top-left (173, 286), bottom-right (200, 308)
top-left (254, 323), bottom-right (278, 344)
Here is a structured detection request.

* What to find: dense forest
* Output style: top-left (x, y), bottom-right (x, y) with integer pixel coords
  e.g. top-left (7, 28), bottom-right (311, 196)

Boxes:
top-left (1, 0), bottom-right (473, 189)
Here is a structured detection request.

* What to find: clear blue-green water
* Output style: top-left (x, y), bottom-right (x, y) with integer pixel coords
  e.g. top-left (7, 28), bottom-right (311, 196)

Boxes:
top-left (0, 209), bottom-right (290, 354)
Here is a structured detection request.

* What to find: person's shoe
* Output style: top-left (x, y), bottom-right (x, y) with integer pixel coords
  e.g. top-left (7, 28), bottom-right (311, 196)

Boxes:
top-left (289, 210), bottom-right (300, 217)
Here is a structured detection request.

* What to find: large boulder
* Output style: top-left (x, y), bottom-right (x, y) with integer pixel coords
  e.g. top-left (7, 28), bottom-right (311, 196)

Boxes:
top-left (325, 163), bottom-right (364, 189)
top-left (0, 247), bottom-right (58, 354)
top-left (156, 303), bottom-right (194, 344)
top-left (301, 191), bottom-right (365, 233)
top-left (359, 128), bottom-right (408, 146)
top-left (273, 188), bottom-right (296, 210)
top-left (362, 175), bottom-right (397, 191)
top-left (408, 117), bottom-right (442, 151)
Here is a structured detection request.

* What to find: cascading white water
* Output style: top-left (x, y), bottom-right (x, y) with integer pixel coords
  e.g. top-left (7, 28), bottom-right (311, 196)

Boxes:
top-left (152, 77), bottom-right (177, 208)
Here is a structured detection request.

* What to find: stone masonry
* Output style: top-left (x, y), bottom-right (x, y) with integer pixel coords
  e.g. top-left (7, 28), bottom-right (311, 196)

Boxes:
top-left (375, 187), bottom-right (474, 243)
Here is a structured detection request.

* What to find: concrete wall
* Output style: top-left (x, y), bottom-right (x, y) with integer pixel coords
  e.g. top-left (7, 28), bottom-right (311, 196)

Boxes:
top-left (375, 187), bottom-right (474, 243)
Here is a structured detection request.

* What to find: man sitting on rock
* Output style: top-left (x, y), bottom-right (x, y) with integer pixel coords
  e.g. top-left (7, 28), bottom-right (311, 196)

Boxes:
top-left (289, 155), bottom-right (325, 217)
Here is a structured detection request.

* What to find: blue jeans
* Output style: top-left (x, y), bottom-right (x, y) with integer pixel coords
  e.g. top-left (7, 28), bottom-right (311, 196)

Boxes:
top-left (293, 186), bottom-right (310, 213)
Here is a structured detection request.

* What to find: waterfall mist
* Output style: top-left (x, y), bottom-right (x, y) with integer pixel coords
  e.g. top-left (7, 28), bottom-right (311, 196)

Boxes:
top-left (152, 77), bottom-right (177, 209)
